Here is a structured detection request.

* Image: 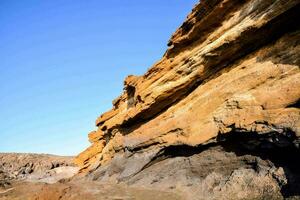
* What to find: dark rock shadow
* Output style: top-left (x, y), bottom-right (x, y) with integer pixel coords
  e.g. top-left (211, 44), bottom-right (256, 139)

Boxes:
top-left (149, 131), bottom-right (300, 198)
top-left (216, 132), bottom-right (300, 198)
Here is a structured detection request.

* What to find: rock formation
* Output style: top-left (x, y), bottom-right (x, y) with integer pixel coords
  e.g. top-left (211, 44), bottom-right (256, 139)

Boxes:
top-left (0, 153), bottom-right (78, 186)
top-left (74, 0), bottom-right (300, 199)
top-left (0, 1), bottom-right (299, 199)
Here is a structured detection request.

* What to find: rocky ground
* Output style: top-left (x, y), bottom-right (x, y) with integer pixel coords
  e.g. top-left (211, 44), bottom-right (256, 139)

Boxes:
top-left (0, 153), bottom-right (79, 198)
top-left (0, 181), bottom-right (183, 200)
top-left (0, 154), bottom-right (183, 200)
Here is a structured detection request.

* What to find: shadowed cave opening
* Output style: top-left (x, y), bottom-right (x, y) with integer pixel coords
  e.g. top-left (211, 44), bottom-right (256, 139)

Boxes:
top-left (148, 131), bottom-right (300, 198)
top-left (126, 85), bottom-right (136, 109)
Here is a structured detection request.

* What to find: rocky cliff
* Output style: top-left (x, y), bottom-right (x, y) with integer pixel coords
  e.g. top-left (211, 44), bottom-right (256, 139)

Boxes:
top-left (74, 0), bottom-right (300, 199)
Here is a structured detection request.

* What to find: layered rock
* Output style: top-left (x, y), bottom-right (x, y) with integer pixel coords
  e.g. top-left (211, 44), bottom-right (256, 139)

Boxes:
top-left (75, 0), bottom-right (300, 199)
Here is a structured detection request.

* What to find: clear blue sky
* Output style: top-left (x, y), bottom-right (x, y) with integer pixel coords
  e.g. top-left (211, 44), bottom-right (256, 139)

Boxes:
top-left (0, 0), bottom-right (198, 156)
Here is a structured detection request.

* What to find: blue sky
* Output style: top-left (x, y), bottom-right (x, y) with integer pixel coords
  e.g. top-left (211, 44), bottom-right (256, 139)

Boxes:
top-left (0, 0), bottom-right (198, 155)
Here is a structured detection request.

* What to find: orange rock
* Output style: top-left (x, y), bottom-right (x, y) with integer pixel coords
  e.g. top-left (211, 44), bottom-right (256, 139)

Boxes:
top-left (74, 140), bottom-right (105, 168)
top-left (88, 130), bottom-right (104, 143)
top-left (76, 0), bottom-right (300, 174)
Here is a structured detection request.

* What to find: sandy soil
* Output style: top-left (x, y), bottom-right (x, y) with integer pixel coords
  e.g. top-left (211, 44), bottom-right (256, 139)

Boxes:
top-left (0, 180), bottom-right (183, 200)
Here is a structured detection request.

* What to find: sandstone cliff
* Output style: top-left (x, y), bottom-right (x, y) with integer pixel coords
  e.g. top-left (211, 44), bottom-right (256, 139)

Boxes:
top-left (74, 0), bottom-right (300, 199)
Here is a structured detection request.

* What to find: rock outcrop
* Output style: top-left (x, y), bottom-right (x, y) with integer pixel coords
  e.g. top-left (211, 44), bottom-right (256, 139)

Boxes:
top-left (0, 153), bottom-right (78, 186)
top-left (75, 0), bottom-right (300, 199)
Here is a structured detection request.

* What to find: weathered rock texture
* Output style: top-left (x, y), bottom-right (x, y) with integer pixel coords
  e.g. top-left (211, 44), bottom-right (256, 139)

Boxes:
top-left (0, 153), bottom-right (78, 186)
top-left (75, 0), bottom-right (300, 199)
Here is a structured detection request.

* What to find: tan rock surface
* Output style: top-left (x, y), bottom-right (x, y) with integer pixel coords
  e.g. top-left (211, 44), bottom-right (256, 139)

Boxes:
top-left (76, 0), bottom-right (300, 175)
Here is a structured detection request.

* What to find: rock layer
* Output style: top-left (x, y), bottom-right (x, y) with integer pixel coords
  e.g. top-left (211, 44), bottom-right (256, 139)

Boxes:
top-left (75, 0), bottom-right (300, 199)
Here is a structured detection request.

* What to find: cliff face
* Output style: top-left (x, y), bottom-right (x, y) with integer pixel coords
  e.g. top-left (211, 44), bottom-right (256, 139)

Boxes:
top-left (75, 0), bottom-right (300, 199)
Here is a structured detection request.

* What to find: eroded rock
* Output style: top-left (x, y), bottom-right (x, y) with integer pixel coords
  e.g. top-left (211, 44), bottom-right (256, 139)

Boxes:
top-left (74, 0), bottom-right (300, 199)
top-left (0, 153), bottom-right (78, 184)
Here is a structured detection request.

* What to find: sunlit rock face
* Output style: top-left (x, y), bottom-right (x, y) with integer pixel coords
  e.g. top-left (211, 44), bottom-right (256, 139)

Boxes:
top-left (75, 0), bottom-right (300, 199)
